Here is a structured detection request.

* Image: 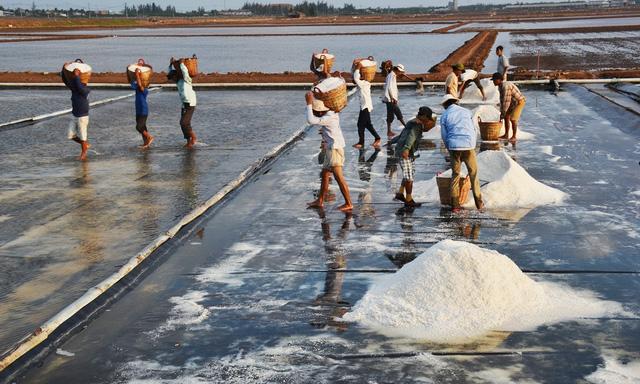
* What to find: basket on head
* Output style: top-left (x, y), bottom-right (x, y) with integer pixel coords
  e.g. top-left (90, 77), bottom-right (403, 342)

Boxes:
top-left (313, 49), bottom-right (335, 73)
top-left (127, 60), bottom-right (153, 88)
top-left (63, 59), bottom-right (92, 84)
top-left (173, 54), bottom-right (198, 79)
top-left (313, 76), bottom-right (347, 113)
top-left (354, 56), bottom-right (377, 82)
top-left (479, 119), bottom-right (502, 141)
top-left (436, 175), bottom-right (471, 206)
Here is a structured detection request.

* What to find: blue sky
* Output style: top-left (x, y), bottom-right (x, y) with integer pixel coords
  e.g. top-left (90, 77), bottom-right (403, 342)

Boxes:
top-left (3, 0), bottom-right (552, 11)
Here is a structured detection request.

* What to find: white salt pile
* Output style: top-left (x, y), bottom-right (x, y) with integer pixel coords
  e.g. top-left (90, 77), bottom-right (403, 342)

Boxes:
top-left (412, 150), bottom-right (566, 208)
top-left (127, 64), bottom-right (152, 73)
top-left (586, 351), bottom-right (640, 384)
top-left (343, 240), bottom-right (627, 343)
top-left (359, 59), bottom-right (376, 68)
top-left (315, 76), bottom-right (345, 93)
top-left (471, 105), bottom-right (535, 140)
top-left (64, 62), bottom-right (92, 73)
top-left (314, 52), bottom-right (335, 60)
top-left (460, 78), bottom-right (499, 105)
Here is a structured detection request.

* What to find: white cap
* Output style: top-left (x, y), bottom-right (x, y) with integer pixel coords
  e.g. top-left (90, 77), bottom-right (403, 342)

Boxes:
top-left (395, 64), bottom-right (405, 72)
top-left (441, 94), bottom-right (459, 105)
top-left (312, 98), bottom-right (330, 112)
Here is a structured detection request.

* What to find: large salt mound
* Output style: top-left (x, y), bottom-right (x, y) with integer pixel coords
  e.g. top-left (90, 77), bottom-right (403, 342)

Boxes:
top-left (343, 240), bottom-right (627, 343)
top-left (412, 150), bottom-right (566, 208)
top-left (460, 78), bottom-right (500, 105)
top-left (472, 105), bottom-right (535, 141)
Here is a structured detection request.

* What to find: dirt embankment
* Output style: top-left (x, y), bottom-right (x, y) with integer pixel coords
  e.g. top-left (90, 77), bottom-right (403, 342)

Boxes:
top-left (428, 31), bottom-right (498, 77)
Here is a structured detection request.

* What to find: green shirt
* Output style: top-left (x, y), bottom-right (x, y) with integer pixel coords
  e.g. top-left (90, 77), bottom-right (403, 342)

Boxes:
top-left (394, 119), bottom-right (424, 159)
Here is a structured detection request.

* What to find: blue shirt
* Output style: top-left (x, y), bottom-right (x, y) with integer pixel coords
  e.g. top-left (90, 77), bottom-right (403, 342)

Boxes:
top-left (440, 104), bottom-right (477, 150)
top-left (131, 81), bottom-right (149, 116)
top-left (61, 72), bottom-right (90, 117)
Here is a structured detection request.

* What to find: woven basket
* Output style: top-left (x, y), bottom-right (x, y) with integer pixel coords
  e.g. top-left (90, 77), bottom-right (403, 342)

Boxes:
top-left (63, 60), bottom-right (91, 84)
top-left (479, 120), bottom-right (502, 141)
top-left (173, 55), bottom-right (198, 78)
top-left (127, 63), bottom-right (153, 88)
top-left (313, 80), bottom-right (348, 113)
top-left (436, 175), bottom-right (471, 206)
top-left (313, 49), bottom-right (335, 73)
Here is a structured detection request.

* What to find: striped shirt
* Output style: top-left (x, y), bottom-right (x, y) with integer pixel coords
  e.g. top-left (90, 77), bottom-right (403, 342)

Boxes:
top-left (500, 81), bottom-right (525, 115)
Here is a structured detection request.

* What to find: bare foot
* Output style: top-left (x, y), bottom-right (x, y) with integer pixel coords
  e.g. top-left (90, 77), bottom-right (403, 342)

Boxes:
top-left (499, 135), bottom-right (509, 140)
top-left (140, 135), bottom-right (154, 149)
top-left (387, 131), bottom-right (396, 138)
top-left (337, 204), bottom-right (353, 212)
top-left (352, 143), bottom-right (363, 149)
top-left (372, 139), bottom-right (381, 149)
top-left (509, 136), bottom-right (517, 143)
top-left (307, 199), bottom-right (324, 209)
top-left (79, 152), bottom-right (87, 161)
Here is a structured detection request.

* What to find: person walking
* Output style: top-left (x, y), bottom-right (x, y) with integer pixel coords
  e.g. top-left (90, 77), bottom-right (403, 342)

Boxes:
top-left (130, 63), bottom-right (154, 149)
top-left (305, 92), bottom-right (353, 212)
top-left (393, 106), bottom-right (437, 208)
top-left (352, 61), bottom-right (381, 149)
top-left (458, 68), bottom-right (486, 101)
top-left (61, 63), bottom-right (91, 161)
top-left (440, 94), bottom-right (484, 212)
top-left (492, 72), bottom-right (526, 142)
top-left (383, 64), bottom-right (408, 138)
top-left (496, 45), bottom-right (510, 81)
top-left (169, 57), bottom-right (197, 148)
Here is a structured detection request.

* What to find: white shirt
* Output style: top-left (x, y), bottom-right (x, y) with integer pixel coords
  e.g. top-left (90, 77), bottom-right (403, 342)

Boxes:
top-left (353, 69), bottom-right (373, 112)
top-left (460, 69), bottom-right (478, 82)
top-left (306, 105), bottom-right (345, 149)
top-left (383, 71), bottom-right (398, 103)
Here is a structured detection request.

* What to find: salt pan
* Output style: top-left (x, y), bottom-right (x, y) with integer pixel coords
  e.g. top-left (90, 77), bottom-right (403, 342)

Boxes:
top-left (412, 150), bottom-right (567, 209)
top-left (343, 240), bottom-right (628, 342)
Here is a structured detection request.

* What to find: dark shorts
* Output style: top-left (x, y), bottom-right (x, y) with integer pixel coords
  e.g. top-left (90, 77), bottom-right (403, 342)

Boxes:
top-left (180, 103), bottom-right (195, 139)
top-left (385, 101), bottom-right (403, 123)
top-left (135, 115), bottom-right (148, 134)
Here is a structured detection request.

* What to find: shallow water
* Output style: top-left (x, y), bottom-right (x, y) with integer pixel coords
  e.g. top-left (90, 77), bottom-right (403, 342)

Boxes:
top-left (0, 33), bottom-right (473, 73)
top-left (17, 85), bottom-right (640, 383)
top-left (0, 89), bottom-right (306, 353)
top-left (458, 15), bottom-right (640, 30)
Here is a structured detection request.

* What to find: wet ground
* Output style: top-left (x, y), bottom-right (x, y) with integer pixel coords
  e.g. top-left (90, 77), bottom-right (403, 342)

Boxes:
top-left (13, 85), bottom-right (640, 383)
top-left (0, 89), bottom-right (306, 354)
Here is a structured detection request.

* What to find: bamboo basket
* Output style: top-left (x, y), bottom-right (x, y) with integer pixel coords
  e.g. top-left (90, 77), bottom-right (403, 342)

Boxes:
top-left (360, 65), bottom-right (377, 82)
top-left (479, 119), bottom-right (502, 141)
top-left (63, 60), bottom-right (92, 84)
top-left (436, 175), bottom-right (471, 206)
top-left (313, 49), bottom-right (335, 73)
top-left (313, 79), bottom-right (348, 113)
top-left (127, 62), bottom-right (153, 88)
top-left (173, 54), bottom-right (199, 78)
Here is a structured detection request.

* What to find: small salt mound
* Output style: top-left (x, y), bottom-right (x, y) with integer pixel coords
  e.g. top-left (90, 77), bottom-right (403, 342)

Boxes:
top-left (314, 53), bottom-right (335, 60)
top-left (460, 78), bottom-right (499, 105)
top-left (127, 64), bottom-right (152, 73)
top-left (343, 240), bottom-right (627, 343)
top-left (65, 62), bottom-right (92, 73)
top-left (412, 150), bottom-right (566, 208)
top-left (471, 105), bottom-right (534, 140)
top-left (359, 59), bottom-right (376, 67)
top-left (315, 77), bottom-right (345, 93)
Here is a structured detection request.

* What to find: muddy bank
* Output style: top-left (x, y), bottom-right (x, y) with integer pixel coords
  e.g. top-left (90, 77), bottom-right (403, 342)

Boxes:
top-left (429, 31), bottom-right (498, 73)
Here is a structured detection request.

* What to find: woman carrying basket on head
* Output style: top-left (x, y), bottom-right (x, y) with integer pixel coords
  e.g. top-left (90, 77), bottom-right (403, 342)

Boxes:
top-left (168, 57), bottom-right (197, 149)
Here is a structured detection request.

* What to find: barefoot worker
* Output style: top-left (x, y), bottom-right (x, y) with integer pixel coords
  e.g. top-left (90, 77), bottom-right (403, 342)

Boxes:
top-left (440, 94), bottom-right (484, 213)
top-left (383, 64), bottom-right (408, 138)
top-left (492, 72), bottom-right (526, 142)
top-left (496, 45), bottom-right (510, 81)
top-left (459, 68), bottom-right (486, 101)
top-left (393, 106), bottom-right (437, 208)
top-left (445, 63), bottom-right (464, 98)
top-left (305, 92), bottom-right (353, 212)
top-left (169, 57), bottom-right (197, 148)
top-left (61, 63), bottom-right (91, 161)
top-left (352, 61), bottom-right (381, 149)
top-left (131, 65), bottom-right (154, 149)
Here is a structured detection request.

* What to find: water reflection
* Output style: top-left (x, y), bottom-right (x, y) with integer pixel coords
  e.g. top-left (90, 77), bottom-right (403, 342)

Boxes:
top-left (136, 152), bottom-right (160, 236)
top-left (357, 148), bottom-right (380, 182)
top-left (181, 150), bottom-right (199, 211)
top-left (385, 207), bottom-right (419, 268)
top-left (311, 209), bottom-right (353, 331)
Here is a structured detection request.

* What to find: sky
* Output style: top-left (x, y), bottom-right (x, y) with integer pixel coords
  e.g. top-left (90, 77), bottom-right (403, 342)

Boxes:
top-left (1, 0), bottom-right (553, 11)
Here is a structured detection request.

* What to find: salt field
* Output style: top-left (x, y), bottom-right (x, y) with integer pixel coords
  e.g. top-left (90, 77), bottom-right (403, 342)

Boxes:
top-left (457, 15), bottom-right (640, 30)
top-left (13, 85), bottom-right (640, 383)
top-left (0, 33), bottom-right (474, 72)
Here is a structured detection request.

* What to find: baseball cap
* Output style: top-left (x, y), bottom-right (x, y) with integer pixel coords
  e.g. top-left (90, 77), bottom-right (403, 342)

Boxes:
top-left (312, 98), bottom-right (330, 112)
top-left (417, 106), bottom-right (437, 121)
top-left (395, 64), bottom-right (405, 72)
top-left (452, 63), bottom-right (465, 71)
top-left (491, 72), bottom-right (503, 81)
top-left (441, 94), bottom-right (459, 105)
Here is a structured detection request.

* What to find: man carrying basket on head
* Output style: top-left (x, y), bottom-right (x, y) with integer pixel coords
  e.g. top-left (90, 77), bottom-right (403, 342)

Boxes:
top-left (352, 60), bottom-right (381, 149)
top-left (130, 59), bottom-right (154, 149)
top-left (383, 64), bottom-right (408, 138)
top-left (168, 57), bottom-right (197, 149)
top-left (61, 61), bottom-right (91, 161)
